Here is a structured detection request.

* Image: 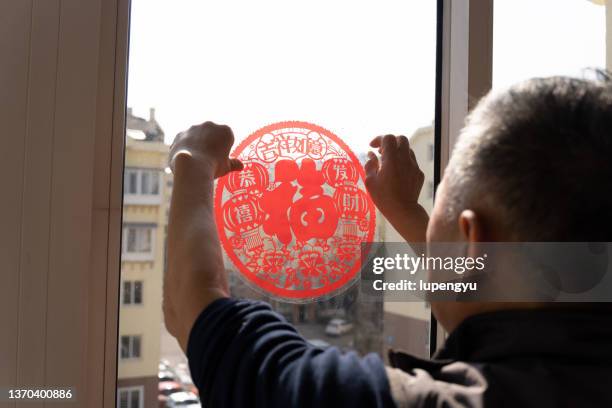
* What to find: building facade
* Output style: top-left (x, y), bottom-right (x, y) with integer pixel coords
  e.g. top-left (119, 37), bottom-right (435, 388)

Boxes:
top-left (117, 109), bottom-right (169, 408)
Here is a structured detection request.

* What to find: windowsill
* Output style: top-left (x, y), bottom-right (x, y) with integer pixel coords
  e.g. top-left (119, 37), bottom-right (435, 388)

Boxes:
top-left (119, 356), bottom-right (143, 362)
top-left (124, 194), bottom-right (162, 205)
top-left (122, 252), bottom-right (155, 262)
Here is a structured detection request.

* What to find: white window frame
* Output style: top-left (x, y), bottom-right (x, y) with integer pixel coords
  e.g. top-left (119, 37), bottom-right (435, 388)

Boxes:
top-left (117, 386), bottom-right (144, 408)
top-left (121, 224), bottom-right (156, 261)
top-left (119, 335), bottom-right (142, 360)
top-left (433, 0), bottom-right (493, 353)
top-left (123, 167), bottom-right (162, 205)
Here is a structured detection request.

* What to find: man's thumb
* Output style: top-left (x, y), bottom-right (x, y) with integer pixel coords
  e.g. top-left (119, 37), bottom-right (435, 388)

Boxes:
top-left (229, 158), bottom-right (244, 172)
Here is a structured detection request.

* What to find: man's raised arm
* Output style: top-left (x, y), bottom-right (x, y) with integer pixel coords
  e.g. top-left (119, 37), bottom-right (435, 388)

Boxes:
top-left (163, 122), bottom-right (243, 350)
top-left (161, 122), bottom-right (395, 408)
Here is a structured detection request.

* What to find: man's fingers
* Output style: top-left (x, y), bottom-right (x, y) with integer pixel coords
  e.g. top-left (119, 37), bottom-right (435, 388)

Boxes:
top-left (370, 136), bottom-right (383, 148)
top-left (371, 134), bottom-right (405, 150)
top-left (381, 134), bottom-right (398, 151)
top-left (215, 158), bottom-right (244, 179)
top-left (364, 151), bottom-right (380, 179)
top-left (396, 135), bottom-right (417, 164)
top-left (380, 134), bottom-right (398, 166)
top-left (365, 153), bottom-right (379, 174)
top-left (397, 135), bottom-right (409, 150)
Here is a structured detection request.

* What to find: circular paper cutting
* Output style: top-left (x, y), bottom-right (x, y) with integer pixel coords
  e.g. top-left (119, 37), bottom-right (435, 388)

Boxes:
top-left (215, 121), bottom-right (376, 301)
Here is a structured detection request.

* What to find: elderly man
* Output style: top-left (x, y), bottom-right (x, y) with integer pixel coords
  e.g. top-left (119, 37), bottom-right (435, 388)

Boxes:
top-left (163, 75), bottom-right (612, 407)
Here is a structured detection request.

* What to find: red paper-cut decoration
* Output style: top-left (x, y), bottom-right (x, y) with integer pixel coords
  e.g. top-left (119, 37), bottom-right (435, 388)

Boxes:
top-left (226, 162), bottom-right (269, 194)
top-left (260, 160), bottom-right (299, 245)
top-left (215, 121), bottom-right (375, 301)
top-left (322, 158), bottom-right (359, 187)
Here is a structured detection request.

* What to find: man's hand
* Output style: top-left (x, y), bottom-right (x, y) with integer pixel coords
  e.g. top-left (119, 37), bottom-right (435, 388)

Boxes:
top-left (164, 121), bottom-right (243, 351)
top-left (169, 121), bottom-right (244, 178)
top-left (364, 134), bottom-right (429, 242)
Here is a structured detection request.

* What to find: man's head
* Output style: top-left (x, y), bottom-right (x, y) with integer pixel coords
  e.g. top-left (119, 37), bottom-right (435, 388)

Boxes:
top-left (427, 73), bottom-right (612, 330)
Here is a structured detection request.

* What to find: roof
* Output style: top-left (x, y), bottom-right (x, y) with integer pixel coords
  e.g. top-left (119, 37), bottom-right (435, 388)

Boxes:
top-left (126, 107), bottom-right (165, 142)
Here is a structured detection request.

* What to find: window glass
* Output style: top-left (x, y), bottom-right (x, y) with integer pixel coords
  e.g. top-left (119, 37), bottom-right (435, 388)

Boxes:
top-left (141, 171), bottom-right (151, 194)
top-left (493, 0), bottom-right (606, 88)
top-left (124, 226), bottom-right (154, 255)
top-left (124, 168), bottom-right (161, 196)
top-left (120, 336), bottom-right (130, 359)
top-left (134, 281), bottom-right (143, 304)
top-left (123, 281), bottom-right (144, 305)
top-left (140, 229), bottom-right (151, 253)
top-left (119, 391), bottom-right (128, 408)
top-left (130, 391), bottom-right (140, 408)
top-left (123, 281), bottom-right (132, 304)
top-left (132, 336), bottom-right (141, 358)
top-left (120, 0), bottom-right (437, 403)
top-left (126, 228), bottom-right (137, 253)
top-left (120, 335), bottom-right (142, 359)
top-left (125, 170), bottom-right (138, 194)
top-left (118, 387), bottom-right (142, 408)
top-left (150, 171), bottom-right (160, 195)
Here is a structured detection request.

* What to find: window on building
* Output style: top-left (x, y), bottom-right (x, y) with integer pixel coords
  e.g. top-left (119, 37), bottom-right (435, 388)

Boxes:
top-left (140, 170), bottom-right (160, 195)
top-left (120, 335), bottom-right (141, 359)
top-left (117, 386), bottom-right (143, 408)
top-left (123, 281), bottom-right (143, 305)
top-left (122, 225), bottom-right (155, 260)
top-left (124, 168), bottom-right (161, 203)
top-left (122, 281), bottom-right (131, 304)
top-left (134, 281), bottom-right (143, 304)
top-left (126, 227), bottom-right (151, 252)
top-left (126, 169), bottom-right (138, 194)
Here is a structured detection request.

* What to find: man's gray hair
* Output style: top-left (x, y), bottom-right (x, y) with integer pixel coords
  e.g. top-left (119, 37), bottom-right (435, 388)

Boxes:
top-left (443, 72), bottom-right (612, 241)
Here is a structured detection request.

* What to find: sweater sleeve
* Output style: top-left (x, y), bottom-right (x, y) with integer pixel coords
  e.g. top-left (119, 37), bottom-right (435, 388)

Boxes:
top-left (186, 297), bottom-right (395, 408)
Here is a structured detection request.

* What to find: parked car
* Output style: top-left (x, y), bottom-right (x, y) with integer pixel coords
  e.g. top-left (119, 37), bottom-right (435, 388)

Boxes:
top-left (159, 359), bottom-right (171, 372)
top-left (158, 381), bottom-right (183, 408)
top-left (317, 308), bottom-right (346, 323)
top-left (158, 370), bottom-right (177, 383)
top-left (166, 391), bottom-right (201, 408)
top-left (308, 338), bottom-right (331, 348)
top-left (176, 373), bottom-right (198, 395)
top-left (325, 318), bottom-right (353, 336)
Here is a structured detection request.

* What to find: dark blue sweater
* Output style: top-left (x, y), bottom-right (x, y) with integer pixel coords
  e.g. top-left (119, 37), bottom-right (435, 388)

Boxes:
top-left (187, 298), bottom-right (395, 408)
top-left (188, 300), bottom-right (612, 407)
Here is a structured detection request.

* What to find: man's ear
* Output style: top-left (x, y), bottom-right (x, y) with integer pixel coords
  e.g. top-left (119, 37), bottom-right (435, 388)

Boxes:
top-left (458, 209), bottom-right (484, 243)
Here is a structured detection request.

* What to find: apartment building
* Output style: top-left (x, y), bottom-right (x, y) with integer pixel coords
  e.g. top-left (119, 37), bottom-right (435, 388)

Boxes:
top-left (117, 108), bottom-right (169, 408)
